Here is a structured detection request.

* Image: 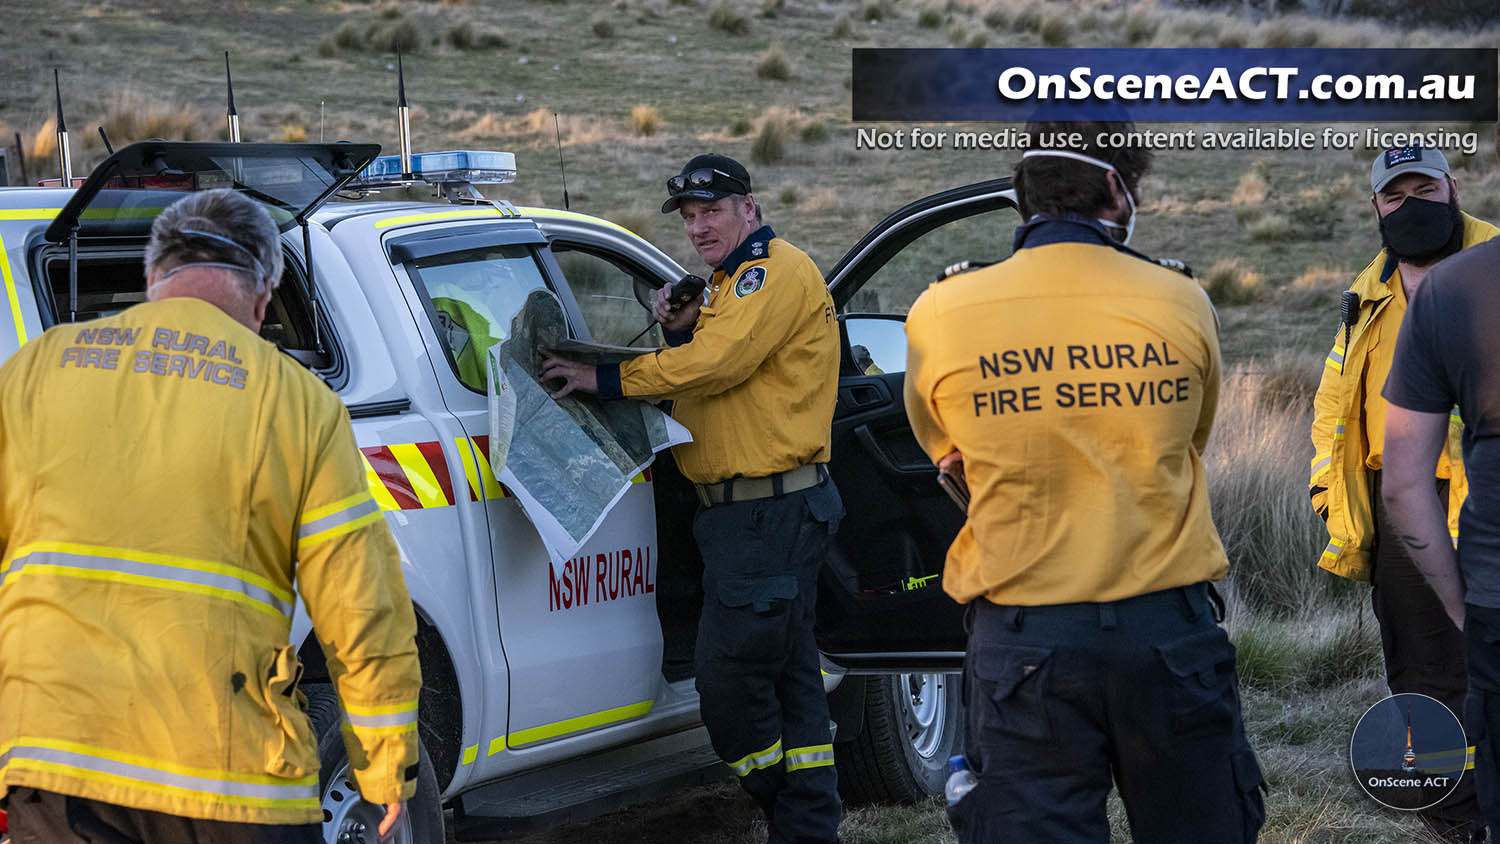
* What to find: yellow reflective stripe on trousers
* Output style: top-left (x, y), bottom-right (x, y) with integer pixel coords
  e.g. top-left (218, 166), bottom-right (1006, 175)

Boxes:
top-left (342, 700), bottom-right (419, 731)
top-left (785, 743), bottom-right (835, 772)
top-left (727, 739), bottom-right (783, 777)
top-left (0, 737), bottom-right (317, 809)
top-left (0, 541), bottom-right (294, 621)
top-left (1320, 538), bottom-right (1343, 563)
top-left (297, 491), bottom-right (382, 552)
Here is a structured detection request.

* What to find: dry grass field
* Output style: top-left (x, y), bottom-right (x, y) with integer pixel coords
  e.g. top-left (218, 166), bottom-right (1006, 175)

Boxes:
top-left (4, 0), bottom-right (1499, 841)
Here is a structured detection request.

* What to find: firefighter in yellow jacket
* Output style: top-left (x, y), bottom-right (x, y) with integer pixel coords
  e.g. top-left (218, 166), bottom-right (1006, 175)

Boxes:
top-left (905, 122), bottom-right (1263, 842)
top-left (540, 154), bottom-right (843, 844)
top-left (1309, 146), bottom-right (1496, 842)
top-left (0, 190), bottom-right (421, 844)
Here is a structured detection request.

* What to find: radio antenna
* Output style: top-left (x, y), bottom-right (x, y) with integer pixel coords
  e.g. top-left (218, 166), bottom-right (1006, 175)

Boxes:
top-left (97, 126), bottom-right (114, 155)
top-left (53, 69), bottom-right (73, 187)
top-left (396, 49), bottom-right (412, 178)
top-left (225, 51), bottom-right (241, 142)
top-left (553, 112), bottom-right (569, 211)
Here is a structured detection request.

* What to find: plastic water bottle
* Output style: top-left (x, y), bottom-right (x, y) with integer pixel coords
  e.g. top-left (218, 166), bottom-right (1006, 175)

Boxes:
top-left (945, 754), bottom-right (978, 806)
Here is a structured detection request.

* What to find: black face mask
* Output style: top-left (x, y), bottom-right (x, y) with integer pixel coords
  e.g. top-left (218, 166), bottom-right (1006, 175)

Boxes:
top-left (1379, 195), bottom-right (1463, 266)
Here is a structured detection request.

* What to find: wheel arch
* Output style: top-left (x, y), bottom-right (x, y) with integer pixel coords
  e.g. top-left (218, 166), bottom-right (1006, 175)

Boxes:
top-left (296, 602), bottom-right (464, 792)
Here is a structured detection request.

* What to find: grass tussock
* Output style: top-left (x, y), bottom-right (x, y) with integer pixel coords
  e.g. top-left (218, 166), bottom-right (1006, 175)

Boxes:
top-left (756, 43), bottom-right (792, 81)
top-left (707, 3), bottom-right (749, 35)
top-left (798, 121), bottom-right (828, 144)
top-left (779, 186), bottom-right (798, 206)
top-left (1201, 258), bottom-right (1263, 306)
top-left (1038, 14), bottom-right (1069, 46)
top-left (861, 0), bottom-right (886, 22)
top-left (96, 95), bottom-right (208, 145)
top-left (917, 5), bottom-right (943, 28)
top-left (591, 17), bottom-right (615, 38)
top-left (831, 15), bottom-right (853, 38)
top-left (446, 21), bottom-right (506, 49)
top-left (750, 106), bottom-right (794, 165)
top-left (1247, 214), bottom-right (1294, 244)
top-left (629, 104), bottom-right (660, 136)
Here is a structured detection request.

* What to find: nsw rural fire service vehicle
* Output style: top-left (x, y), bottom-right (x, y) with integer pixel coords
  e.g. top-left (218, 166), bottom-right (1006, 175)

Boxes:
top-left (0, 137), bottom-right (1025, 842)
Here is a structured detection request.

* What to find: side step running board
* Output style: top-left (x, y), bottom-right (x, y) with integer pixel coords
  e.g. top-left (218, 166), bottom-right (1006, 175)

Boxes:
top-left (452, 728), bottom-right (726, 841)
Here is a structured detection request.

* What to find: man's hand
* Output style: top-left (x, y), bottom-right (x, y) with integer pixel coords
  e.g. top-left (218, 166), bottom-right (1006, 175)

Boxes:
top-left (652, 283), bottom-right (701, 335)
top-left (379, 801), bottom-right (404, 841)
top-left (538, 351), bottom-right (599, 399)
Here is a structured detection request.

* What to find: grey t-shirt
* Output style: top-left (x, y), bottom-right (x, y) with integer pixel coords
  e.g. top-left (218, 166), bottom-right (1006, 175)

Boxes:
top-left (1384, 237), bottom-right (1500, 608)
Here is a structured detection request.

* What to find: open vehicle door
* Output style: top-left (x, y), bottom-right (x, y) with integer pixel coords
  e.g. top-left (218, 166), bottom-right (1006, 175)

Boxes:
top-left (815, 179), bottom-right (1020, 673)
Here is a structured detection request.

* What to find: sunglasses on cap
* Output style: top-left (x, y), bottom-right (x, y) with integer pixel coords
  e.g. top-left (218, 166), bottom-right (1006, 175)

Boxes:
top-left (666, 168), bottom-right (750, 197)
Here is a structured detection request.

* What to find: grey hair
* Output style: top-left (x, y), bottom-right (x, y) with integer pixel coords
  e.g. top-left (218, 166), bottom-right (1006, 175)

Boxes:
top-left (144, 189), bottom-right (283, 292)
top-left (728, 193), bottom-right (763, 225)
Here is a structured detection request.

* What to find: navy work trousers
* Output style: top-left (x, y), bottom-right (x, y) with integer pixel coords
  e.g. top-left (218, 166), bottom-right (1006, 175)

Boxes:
top-left (4, 787), bottom-right (321, 844)
top-left (693, 474), bottom-right (844, 844)
top-left (949, 583), bottom-right (1265, 844)
top-left (1370, 474), bottom-right (1479, 838)
top-left (1462, 604), bottom-right (1500, 835)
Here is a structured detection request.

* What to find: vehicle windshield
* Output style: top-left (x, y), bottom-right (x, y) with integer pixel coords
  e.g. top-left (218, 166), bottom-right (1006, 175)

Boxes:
top-left (407, 244), bottom-right (553, 392)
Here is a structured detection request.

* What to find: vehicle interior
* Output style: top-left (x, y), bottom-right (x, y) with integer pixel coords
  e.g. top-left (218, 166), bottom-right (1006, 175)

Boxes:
top-left (31, 242), bottom-right (342, 380)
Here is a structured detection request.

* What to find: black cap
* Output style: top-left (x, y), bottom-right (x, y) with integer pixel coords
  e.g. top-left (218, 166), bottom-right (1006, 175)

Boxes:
top-left (661, 153), bottom-right (753, 213)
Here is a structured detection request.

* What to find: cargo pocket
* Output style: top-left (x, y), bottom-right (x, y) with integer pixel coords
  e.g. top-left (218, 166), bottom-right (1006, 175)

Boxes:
top-left (1156, 628), bottom-right (1237, 737)
top-left (711, 575), bottom-right (799, 661)
top-left (262, 643), bottom-right (316, 779)
top-left (1232, 746), bottom-right (1266, 842)
top-left (971, 641), bottom-right (1053, 743)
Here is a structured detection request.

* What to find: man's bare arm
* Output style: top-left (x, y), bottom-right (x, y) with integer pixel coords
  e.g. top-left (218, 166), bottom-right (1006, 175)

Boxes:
top-left (1382, 404), bottom-right (1463, 629)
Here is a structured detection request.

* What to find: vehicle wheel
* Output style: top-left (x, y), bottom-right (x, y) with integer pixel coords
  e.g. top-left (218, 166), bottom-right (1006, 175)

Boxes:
top-left (306, 684), bottom-right (445, 844)
top-left (835, 672), bottom-right (962, 804)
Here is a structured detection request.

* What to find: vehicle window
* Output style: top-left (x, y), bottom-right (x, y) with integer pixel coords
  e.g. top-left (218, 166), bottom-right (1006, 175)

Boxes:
top-left (552, 246), bottom-right (663, 349)
top-left (844, 316), bottom-right (908, 376)
top-left (405, 244), bottom-right (552, 392)
top-left (38, 248), bottom-right (335, 372)
top-left (844, 207), bottom-right (1022, 316)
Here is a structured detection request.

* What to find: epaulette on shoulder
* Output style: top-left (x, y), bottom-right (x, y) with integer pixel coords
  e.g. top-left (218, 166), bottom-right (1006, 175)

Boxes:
top-left (935, 259), bottom-right (996, 282)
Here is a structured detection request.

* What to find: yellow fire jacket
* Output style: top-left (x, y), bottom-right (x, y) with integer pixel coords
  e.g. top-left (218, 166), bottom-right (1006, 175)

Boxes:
top-left (0, 297), bottom-right (420, 825)
top-left (904, 228), bottom-right (1229, 607)
top-left (610, 228), bottom-right (839, 484)
top-left (1309, 213), bottom-right (1497, 580)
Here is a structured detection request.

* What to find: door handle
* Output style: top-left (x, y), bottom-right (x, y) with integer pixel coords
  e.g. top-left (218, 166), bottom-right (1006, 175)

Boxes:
top-left (840, 382), bottom-right (888, 410)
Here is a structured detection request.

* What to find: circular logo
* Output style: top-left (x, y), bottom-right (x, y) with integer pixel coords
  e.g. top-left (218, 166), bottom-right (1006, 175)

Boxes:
top-left (1350, 693), bottom-right (1467, 811)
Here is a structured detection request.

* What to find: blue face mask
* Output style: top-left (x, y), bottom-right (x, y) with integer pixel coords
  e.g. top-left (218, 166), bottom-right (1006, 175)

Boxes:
top-left (1020, 149), bottom-right (1137, 246)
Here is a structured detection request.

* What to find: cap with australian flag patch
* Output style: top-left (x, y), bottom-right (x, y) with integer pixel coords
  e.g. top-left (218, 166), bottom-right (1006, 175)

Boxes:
top-left (1370, 144), bottom-right (1451, 194)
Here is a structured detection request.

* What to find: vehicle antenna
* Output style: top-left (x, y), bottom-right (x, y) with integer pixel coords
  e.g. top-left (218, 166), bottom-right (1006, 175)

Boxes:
top-left (53, 68), bottom-right (73, 188)
top-left (97, 127), bottom-right (114, 155)
top-left (225, 51), bottom-right (241, 143)
top-left (14, 132), bottom-right (29, 185)
top-left (396, 48), bottom-right (412, 178)
top-left (320, 101), bottom-right (325, 143)
top-left (553, 112), bottom-right (569, 211)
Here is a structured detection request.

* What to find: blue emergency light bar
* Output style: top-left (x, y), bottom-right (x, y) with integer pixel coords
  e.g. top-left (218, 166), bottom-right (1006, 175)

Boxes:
top-left (352, 150), bottom-right (517, 187)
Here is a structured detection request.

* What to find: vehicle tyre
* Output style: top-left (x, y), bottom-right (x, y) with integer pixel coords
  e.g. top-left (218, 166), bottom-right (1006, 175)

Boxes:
top-left (835, 672), bottom-right (962, 804)
top-left (306, 683), bottom-right (445, 844)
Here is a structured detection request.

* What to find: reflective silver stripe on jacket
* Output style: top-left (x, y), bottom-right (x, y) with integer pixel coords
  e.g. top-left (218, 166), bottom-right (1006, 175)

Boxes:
top-left (343, 708), bottom-right (419, 729)
top-left (298, 497), bottom-right (380, 541)
top-left (0, 744), bottom-right (317, 803)
top-left (0, 549), bottom-right (293, 620)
